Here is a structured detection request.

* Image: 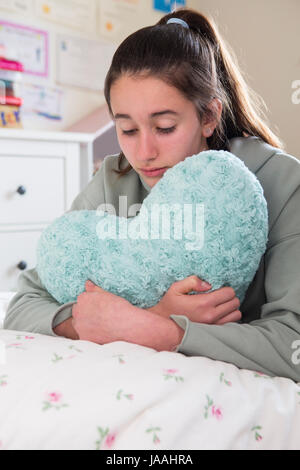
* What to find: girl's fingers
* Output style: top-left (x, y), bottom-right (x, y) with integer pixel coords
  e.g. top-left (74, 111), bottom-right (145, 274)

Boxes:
top-left (215, 296), bottom-right (241, 319)
top-left (215, 310), bottom-right (242, 325)
top-left (208, 286), bottom-right (237, 306)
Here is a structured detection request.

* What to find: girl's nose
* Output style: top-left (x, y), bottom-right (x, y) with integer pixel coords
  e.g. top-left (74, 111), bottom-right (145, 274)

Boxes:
top-left (137, 131), bottom-right (158, 161)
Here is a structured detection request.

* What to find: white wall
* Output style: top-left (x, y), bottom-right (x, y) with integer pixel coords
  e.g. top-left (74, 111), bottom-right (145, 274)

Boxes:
top-left (1, 0), bottom-right (299, 158)
top-left (189, 0), bottom-right (300, 157)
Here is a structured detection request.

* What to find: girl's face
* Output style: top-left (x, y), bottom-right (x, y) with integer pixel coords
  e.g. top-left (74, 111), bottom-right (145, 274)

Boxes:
top-left (110, 74), bottom-right (217, 188)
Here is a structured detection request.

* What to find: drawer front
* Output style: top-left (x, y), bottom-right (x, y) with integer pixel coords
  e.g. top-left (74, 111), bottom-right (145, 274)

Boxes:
top-left (0, 230), bottom-right (42, 291)
top-left (0, 155), bottom-right (65, 226)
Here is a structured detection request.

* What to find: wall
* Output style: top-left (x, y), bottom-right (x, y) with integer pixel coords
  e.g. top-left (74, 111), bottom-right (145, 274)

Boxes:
top-left (0, 0), bottom-right (168, 132)
top-left (1, 0), bottom-right (299, 158)
top-left (189, 0), bottom-right (300, 157)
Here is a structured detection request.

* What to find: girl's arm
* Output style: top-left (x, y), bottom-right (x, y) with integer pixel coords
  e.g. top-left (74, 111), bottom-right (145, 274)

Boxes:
top-left (72, 283), bottom-right (185, 352)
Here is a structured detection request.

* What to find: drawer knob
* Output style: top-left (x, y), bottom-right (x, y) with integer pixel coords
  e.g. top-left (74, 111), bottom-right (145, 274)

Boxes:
top-left (17, 186), bottom-right (26, 196)
top-left (17, 261), bottom-right (28, 271)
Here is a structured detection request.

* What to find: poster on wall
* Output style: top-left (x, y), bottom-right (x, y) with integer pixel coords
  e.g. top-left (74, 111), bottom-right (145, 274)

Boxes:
top-left (35, 0), bottom-right (97, 33)
top-left (0, 21), bottom-right (48, 77)
top-left (0, 0), bottom-right (33, 15)
top-left (21, 83), bottom-right (63, 121)
top-left (99, 0), bottom-right (141, 41)
top-left (153, 0), bottom-right (186, 13)
top-left (56, 34), bottom-right (116, 91)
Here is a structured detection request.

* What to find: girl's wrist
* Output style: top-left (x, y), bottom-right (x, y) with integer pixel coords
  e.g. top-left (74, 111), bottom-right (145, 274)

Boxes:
top-left (136, 309), bottom-right (184, 351)
top-left (53, 317), bottom-right (79, 340)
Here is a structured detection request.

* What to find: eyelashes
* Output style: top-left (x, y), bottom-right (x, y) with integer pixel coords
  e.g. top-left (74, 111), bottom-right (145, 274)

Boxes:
top-left (121, 126), bottom-right (176, 136)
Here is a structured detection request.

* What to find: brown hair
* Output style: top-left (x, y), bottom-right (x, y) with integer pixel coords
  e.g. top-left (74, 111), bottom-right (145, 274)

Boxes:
top-left (104, 7), bottom-right (283, 176)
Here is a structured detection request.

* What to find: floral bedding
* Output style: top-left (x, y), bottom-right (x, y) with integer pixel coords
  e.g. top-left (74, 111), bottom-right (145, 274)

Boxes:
top-left (1, 295), bottom-right (300, 450)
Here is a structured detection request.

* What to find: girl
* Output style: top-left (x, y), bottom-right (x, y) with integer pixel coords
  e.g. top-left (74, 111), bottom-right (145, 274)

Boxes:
top-left (5, 8), bottom-right (300, 382)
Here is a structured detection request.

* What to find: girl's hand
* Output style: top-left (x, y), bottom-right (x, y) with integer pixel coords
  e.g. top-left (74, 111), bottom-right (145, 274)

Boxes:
top-left (72, 281), bottom-right (184, 350)
top-left (147, 275), bottom-right (242, 325)
top-left (72, 280), bottom-right (140, 344)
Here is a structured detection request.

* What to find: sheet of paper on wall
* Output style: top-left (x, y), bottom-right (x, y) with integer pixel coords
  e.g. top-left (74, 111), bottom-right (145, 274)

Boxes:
top-left (0, 0), bottom-right (33, 15)
top-left (35, 0), bottom-right (97, 34)
top-left (153, 0), bottom-right (186, 13)
top-left (99, 0), bottom-right (143, 41)
top-left (20, 83), bottom-right (63, 120)
top-left (0, 21), bottom-right (48, 77)
top-left (56, 34), bottom-right (116, 92)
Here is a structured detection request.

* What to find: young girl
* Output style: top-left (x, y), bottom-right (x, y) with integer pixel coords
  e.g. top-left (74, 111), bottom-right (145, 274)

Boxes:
top-left (5, 8), bottom-right (300, 382)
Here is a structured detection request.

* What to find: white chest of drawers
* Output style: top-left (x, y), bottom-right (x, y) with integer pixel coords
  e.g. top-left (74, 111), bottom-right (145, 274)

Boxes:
top-left (0, 129), bottom-right (94, 291)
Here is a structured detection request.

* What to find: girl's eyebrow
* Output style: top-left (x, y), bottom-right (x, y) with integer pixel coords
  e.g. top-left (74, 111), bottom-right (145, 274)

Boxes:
top-left (113, 110), bottom-right (179, 120)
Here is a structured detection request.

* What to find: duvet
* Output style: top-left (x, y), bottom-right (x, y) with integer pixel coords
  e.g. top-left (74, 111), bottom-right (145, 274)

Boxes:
top-left (1, 294), bottom-right (300, 450)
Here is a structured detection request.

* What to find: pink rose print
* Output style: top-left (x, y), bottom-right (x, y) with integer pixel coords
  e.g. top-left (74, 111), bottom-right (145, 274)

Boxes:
top-left (165, 369), bottom-right (178, 374)
top-left (113, 354), bottom-right (126, 364)
top-left (212, 405), bottom-right (223, 421)
top-left (52, 345), bottom-right (83, 363)
top-left (0, 375), bottom-right (8, 387)
top-left (251, 425), bottom-right (263, 442)
top-left (146, 426), bottom-right (161, 445)
top-left (253, 371), bottom-right (272, 379)
top-left (42, 391), bottom-right (68, 411)
top-left (219, 372), bottom-right (232, 387)
top-left (6, 343), bottom-right (25, 350)
top-left (96, 427), bottom-right (117, 450)
top-left (104, 433), bottom-right (117, 449)
top-left (116, 389), bottom-right (134, 401)
top-left (163, 368), bottom-right (184, 383)
top-left (48, 392), bottom-right (62, 403)
top-left (204, 395), bottom-right (223, 420)
top-left (16, 334), bottom-right (35, 340)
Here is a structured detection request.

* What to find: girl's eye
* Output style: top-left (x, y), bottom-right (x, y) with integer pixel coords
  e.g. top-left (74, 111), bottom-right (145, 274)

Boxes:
top-left (122, 126), bottom-right (176, 136)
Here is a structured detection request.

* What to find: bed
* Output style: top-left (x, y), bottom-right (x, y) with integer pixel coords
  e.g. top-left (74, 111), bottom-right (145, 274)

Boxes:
top-left (1, 292), bottom-right (300, 450)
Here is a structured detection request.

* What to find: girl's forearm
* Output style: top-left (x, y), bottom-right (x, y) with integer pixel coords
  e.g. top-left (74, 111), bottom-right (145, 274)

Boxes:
top-left (128, 308), bottom-right (184, 351)
top-left (53, 317), bottom-right (79, 340)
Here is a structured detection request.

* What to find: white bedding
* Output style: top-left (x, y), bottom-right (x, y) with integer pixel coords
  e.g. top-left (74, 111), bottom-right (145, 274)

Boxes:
top-left (0, 292), bottom-right (15, 329)
top-left (1, 295), bottom-right (300, 450)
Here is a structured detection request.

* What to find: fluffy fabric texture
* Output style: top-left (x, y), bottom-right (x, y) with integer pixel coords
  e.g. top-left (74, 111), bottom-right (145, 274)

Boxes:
top-left (37, 150), bottom-right (268, 307)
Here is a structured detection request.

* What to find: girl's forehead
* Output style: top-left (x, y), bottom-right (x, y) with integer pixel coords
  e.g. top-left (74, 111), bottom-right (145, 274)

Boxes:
top-left (110, 75), bottom-right (189, 110)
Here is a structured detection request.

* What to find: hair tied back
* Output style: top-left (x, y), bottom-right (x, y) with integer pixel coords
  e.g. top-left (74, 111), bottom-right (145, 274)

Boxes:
top-left (166, 18), bottom-right (189, 29)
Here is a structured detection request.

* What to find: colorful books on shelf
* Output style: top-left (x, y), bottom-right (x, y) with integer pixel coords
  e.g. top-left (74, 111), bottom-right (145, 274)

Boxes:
top-left (0, 95), bottom-right (23, 107)
top-left (0, 105), bottom-right (22, 128)
top-left (0, 57), bottom-right (24, 128)
top-left (0, 58), bottom-right (24, 73)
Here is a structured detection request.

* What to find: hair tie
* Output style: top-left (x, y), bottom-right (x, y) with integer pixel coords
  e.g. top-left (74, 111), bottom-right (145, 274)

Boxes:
top-left (166, 18), bottom-right (189, 29)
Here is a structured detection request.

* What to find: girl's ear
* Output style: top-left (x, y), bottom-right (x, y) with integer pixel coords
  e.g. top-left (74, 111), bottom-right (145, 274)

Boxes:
top-left (202, 98), bottom-right (223, 137)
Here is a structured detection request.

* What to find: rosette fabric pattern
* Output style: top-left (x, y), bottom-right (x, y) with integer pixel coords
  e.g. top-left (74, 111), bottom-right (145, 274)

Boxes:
top-left (37, 150), bottom-right (268, 307)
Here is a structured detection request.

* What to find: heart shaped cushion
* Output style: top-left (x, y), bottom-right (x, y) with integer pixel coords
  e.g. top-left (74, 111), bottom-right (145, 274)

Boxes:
top-left (37, 150), bottom-right (268, 308)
